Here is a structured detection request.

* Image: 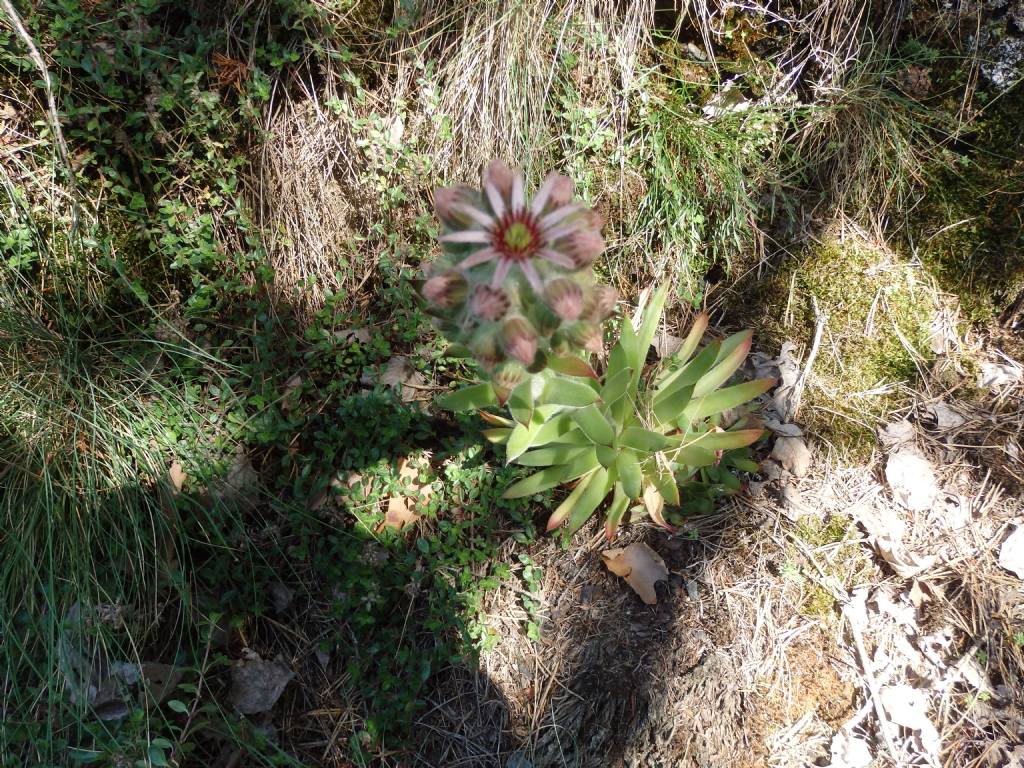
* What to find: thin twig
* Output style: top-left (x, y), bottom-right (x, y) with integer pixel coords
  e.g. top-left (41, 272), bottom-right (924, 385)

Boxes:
top-left (790, 295), bottom-right (827, 420)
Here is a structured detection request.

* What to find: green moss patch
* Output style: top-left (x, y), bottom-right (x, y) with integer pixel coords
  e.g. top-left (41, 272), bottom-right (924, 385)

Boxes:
top-left (754, 236), bottom-right (938, 459)
top-left (911, 84), bottom-right (1024, 322)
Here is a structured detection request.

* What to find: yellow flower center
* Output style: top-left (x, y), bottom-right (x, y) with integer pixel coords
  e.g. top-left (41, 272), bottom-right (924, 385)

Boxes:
top-left (503, 222), bottom-right (533, 252)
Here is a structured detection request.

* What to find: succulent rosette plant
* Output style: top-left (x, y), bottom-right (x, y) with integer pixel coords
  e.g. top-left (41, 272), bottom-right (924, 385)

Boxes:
top-left (421, 161), bottom-right (773, 538)
top-left (422, 159), bottom-right (616, 399)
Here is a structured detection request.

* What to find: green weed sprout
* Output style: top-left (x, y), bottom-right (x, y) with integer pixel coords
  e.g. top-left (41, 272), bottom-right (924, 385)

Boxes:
top-left (422, 161), bottom-right (773, 537)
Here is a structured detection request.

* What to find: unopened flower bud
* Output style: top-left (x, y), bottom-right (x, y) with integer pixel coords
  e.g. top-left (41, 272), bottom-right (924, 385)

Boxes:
top-left (501, 316), bottom-right (538, 366)
top-left (561, 230), bottom-right (604, 269)
top-left (492, 360), bottom-right (526, 391)
top-left (546, 174), bottom-right (575, 209)
top-left (584, 285), bottom-right (618, 320)
top-left (531, 302), bottom-right (561, 336)
top-left (434, 186), bottom-right (477, 228)
top-left (544, 278), bottom-right (584, 321)
top-left (564, 320), bottom-right (603, 354)
top-left (549, 331), bottom-right (571, 356)
top-left (484, 159), bottom-right (515, 200)
top-left (422, 271), bottom-right (467, 309)
top-left (470, 285), bottom-right (510, 321)
top-left (470, 332), bottom-right (502, 372)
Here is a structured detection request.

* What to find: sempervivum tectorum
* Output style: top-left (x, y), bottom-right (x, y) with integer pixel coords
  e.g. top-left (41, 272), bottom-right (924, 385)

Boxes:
top-left (423, 160), bottom-right (617, 374)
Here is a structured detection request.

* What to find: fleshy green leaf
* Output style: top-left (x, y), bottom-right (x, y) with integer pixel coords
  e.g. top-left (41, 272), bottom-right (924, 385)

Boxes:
top-left (502, 464), bottom-right (570, 499)
top-left (606, 344), bottom-right (632, 424)
top-left (730, 457), bottom-right (760, 473)
top-left (631, 284), bottom-right (668, 387)
top-left (505, 423), bottom-right (533, 462)
top-left (693, 333), bottom-right (752, 397)
top-left (507, 378), bottom-right (534, 425)
top-left (674, 444), bottom-right (719, 467)
top-left (541, 376), bottom-right (601, 408)
top-left (616, 450), bottom-right (643, 499)
top-left (443, 343), bottom-right (473, 359)
top-left (436, 382), bottom-right (496, 412)
top-left (549, 427), bottom-right (593, 446)
top-left (596, 444), bottom-right (617, 468)
top-left (713, 329), bottom-right (754, 366)
top-left (516, 444), bottom-right (588, 467)
top-left (606, 343), bottom-right (630, 382)
top-left (619, 426), bottom-right (671, 452)
top-left (653, 383), bottom-right (694, 426)
top-left (567, 465), bottom-right (615, 535)
top-left (604, 484), bottom-right (630, 540)
top-left (571, 404), bottom-right (615, 446)
top-left (503, 447), bottom-right (603, 498)
top-left (650, 466), bottom-right (680, 506)
top-left (618, 316), bottom-right (642, 373)
top-left (547, 355), bottom-right (599, 379)
top-left (529, 414), bottom-right (574, 447)
top-left (600, 366), bottom-right (633, 406)
top-left (545, 469), bottom-right (597, 531)
top-left (682, 378), bottom-right (775, 422)
top-left (655, 341), bottom-right (720, 398)
top-left (558, 446), bottom-right (602, 482)
top-left (674, 313), bottom-right (708, 365)
top-left (684, 427), bottom-right (765, 452)
top-left (482, 428), bottom-right (511, 445)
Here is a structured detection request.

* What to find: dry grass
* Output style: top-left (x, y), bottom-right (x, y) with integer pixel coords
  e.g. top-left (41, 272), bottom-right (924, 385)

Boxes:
top-left (254, 92), bottom-right (376, 315)
top-left (247, 0), bottom-right (923, 315)
top-left (789, 49), bottom-right (952, 231)
top-left (406, 488), bottom-right (864, 766)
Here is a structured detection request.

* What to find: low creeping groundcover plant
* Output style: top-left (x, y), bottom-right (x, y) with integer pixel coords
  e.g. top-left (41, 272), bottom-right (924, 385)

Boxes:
top-left (421, 160), bottom-right (775, 538)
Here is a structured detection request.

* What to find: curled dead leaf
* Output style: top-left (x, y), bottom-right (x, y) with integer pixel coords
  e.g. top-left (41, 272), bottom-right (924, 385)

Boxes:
top-left (228, 654), bottom-right (294, 715)
top-left (334, 327), bottom-right (372, 345)
top-left (871, 536), bottom-right (937, 579)
top-left (601, 543), bottom-right (668, 605)
top-left (771, 436), bottom-right (812, 477)
top-left (878, 684), bottom-right (941, 759)
top-left (885, 450), bottom-right (938, 512)
top-left (141, 662), bottom-right (184, 705)
top-left (642, 484), bottom-right (670, 530)
top-left (999, 525), bottom-right (1024, 579)
top-left (169, 461), bottom-right (186, 494)
top-left (381, 456), bottom-right (432, 531)
top-left (377, 355), bottom-right (428, 403)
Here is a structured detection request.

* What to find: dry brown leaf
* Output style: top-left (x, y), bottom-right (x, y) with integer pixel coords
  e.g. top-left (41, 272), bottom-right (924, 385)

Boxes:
top-left (999, 525), bottom-right (1024, 578)
top-left (878, 418), bottom-right (916, 449)
top-left (642, 484), bottom-right (668, 528)
top-left (653, 331), bottom-right (684, 358)
top-left (771, 436), bottom-right (812, 477)
top-left (141, 662), bottom-right (184, 705)
top-left (908, 579), bottom-right (929, 610)
top-left (878, 684), bottom-right (941, 759)
top-left (228, 654), bottom-right (294, 715)
top-left (169, 461), bottom-right (186, 494)
top-left (379, 355), bottom-right (428, 403)
top-left (601, 543), bottom-right (668, 605)
top-left (885, 450), bottom-right (938, 511)
top-left (334, 327), bottom-right (372, 344)
top-left (872, 537), bottom-right (938, 579)
top-left (828, 728), bottom-right (873, 768)
top-left (382, 457), bottom-right (432, 531)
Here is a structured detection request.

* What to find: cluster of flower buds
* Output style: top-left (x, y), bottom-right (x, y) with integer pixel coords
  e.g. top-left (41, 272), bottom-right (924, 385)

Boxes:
top-left (421, 160), bottom-right (617, 386)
